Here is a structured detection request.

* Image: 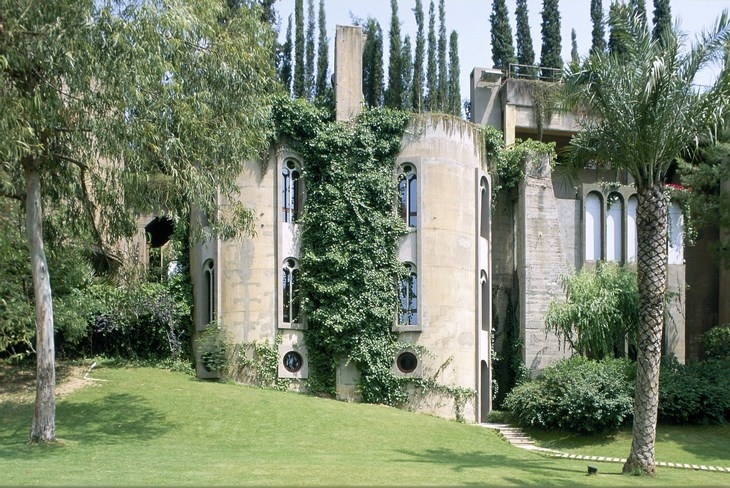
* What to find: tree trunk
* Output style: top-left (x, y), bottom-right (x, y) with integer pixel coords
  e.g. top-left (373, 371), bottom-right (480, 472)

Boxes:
top-left (622, 183), bottom-right (667, 476)
top-left (25, 164), bottom-right (56, 443)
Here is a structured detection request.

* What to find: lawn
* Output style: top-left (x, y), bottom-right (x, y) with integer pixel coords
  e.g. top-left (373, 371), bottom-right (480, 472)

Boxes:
top-left (1, 363), bottom-right (729, 486)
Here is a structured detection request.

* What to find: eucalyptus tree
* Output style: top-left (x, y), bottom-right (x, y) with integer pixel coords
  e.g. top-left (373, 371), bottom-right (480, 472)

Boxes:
top-left (562, 8), bottom-right (730, 475)
top-left (1, 0), bottom-right (277, 442)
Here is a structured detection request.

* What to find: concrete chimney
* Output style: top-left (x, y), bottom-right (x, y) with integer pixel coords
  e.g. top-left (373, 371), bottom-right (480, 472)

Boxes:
top-left (334, 25), bottom-right (365, 122)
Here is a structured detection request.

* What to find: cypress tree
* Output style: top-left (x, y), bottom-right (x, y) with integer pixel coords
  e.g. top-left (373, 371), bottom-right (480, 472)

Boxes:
top-left (280, 14), bottom-right (293, 97)
top-left (652, 0), bottom-right (672, 47)
top-left (490, 0), bottom-right (516, 71)
top-left (412, 0), bottom-right (425, 112)
top-left (385, 0), bottom-right (403, 109)
top-left (570, 28), bottom-right (579, 65)
top-left (362, 18), bottom-right (384, 108)
top-left (447, 30), bottom-right (461, 117)
top-left (436, 0), bottom-right (447, 111)
top-left (608, 1), bottom-right (630, 59)
top-left (426, 0), bottom-right (437, 111)
top-left (305, 0), bottom-right (316, 99)
top-left (293, 0), bottom-right (305, 98)
top-left (539, 0), bottom-right (562, 79)
top-left (315, 0), bottom-right (329, 100)
top-left (515, 0), bottom-right (535, 74)
top-left (590, 0), bottom-right (606, 56)
top-left (401, 35), bottom-right (413, 111)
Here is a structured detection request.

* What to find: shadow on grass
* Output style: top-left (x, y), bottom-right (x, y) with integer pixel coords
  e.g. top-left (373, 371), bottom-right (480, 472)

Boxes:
top-left (0, 392), bottom-right (176, 458)
top-left (396, 447), bottom-right (586, 475)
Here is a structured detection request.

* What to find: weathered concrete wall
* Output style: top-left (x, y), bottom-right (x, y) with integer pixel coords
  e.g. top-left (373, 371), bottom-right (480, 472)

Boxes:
top-left (394, 114), bottom-right (489, 422)
top-left (517, 153), bottom-right (573, 371)
top-left (470, 68), bottom-right (503, 129)
top-left (218, 153), bottom-right (278, 345)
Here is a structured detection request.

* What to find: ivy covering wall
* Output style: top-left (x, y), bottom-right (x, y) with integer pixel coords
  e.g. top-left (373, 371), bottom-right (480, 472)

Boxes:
top-left (272, 95), bottom-right (412, 404)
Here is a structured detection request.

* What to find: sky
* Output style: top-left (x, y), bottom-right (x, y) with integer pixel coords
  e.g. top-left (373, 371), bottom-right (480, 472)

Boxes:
top-left (275, 0), bottom-right (729, 104)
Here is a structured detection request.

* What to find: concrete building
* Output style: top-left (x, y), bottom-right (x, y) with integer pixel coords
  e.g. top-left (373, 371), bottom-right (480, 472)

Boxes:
top-left (185, 25), bottom-right (706, 423)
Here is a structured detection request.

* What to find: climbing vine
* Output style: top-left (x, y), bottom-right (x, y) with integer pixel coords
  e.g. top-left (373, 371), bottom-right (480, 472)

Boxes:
top-left (484, 125), bottom-right (557, 201)
top-left (272, 95), bottom-right (411, 405)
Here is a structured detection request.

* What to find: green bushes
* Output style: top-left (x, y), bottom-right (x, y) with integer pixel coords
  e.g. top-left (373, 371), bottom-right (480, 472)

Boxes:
top-left (658, 355), bottom-right (730, 425)
top-left (701, 324), bottom-right (730, 359)
top-left (504, 356), bottom-right (635, 434)
top-left (545, 262), bottom-right (638, 360)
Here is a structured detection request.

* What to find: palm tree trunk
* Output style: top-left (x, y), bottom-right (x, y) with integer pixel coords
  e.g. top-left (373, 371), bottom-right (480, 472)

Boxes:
top-left (622, 183), bottom-right (667, 476)
top-left (25, 163), bottom-right (57, 443)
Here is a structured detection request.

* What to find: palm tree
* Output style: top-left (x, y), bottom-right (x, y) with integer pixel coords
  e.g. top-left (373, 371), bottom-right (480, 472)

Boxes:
top-left (562, 9), bottom-right (730, 475)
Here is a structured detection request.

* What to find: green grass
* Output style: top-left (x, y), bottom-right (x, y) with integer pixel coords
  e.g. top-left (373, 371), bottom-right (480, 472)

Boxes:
top-left (528, 424), bottom-right (730, 467)
top-left (1, 365), bottom-right (729, 486)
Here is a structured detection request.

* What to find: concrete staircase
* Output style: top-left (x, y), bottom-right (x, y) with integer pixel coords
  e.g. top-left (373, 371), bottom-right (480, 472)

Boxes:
top-left (480, 423), bottom-right (557, 453)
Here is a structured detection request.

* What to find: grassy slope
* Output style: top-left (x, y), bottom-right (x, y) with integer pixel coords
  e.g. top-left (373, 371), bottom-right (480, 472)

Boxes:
top-left (1, 365), bottom-right (728, 486)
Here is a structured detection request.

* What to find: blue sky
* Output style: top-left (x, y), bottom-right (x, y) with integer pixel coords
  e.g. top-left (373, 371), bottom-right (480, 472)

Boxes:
top-left (276, 0), bottom-right (729, 102)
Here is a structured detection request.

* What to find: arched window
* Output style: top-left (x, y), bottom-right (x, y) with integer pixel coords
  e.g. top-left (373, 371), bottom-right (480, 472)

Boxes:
top-left (398, 263), bottom-right (418, 325)
top-left (585, 192), bottom-right (603, 261)
top-left (480, 177), bottom-right (490, 239)
top-left (398, 164), bottom-right (417, 228)
top-left (203, 259), bottom-right (216, 326)
top-left (606, 192), bottom-right (624, 262)
top-left (282, 159), bottom-right (302, 223)
top-left (627, 196), bottom-right (638, 263)
top-left (282, 258), bottom-right (300, 324)
top-left (668, 201), bottom-right (684, 265)
top-left (480, 271), bottom-right (489, 332)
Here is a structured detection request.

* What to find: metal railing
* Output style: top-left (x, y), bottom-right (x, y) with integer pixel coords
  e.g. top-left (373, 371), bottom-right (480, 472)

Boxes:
top-left (506, 63), bottom-right (562, 82)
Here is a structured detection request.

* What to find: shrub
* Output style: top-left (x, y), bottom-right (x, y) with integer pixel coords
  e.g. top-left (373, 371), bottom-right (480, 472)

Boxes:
top-left (545, 262), bottom-right (638, 359)
top-left (658, 355), bottom-right (730, 425)
top-left (504, 356), bottom-right (635, 434)
top-left (700, 324), bottom-right (730, 359)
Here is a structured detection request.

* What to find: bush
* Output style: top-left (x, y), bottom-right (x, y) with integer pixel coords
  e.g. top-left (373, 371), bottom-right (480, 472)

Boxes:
top-left (700, 324), bottom-right (730, 359)
top-left (658, 355), bottom-right (730, 425)
top-left (504, 356), bottom-right (635, 434)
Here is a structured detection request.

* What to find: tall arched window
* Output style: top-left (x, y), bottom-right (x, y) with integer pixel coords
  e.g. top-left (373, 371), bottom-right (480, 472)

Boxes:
top-left (398, 164), bottom-right (417, 228)
top-left (668, 201), bottom-right (684, 265)
top-left (585, 192), bottom-right (603, 261)
top-left (203, 259), bottom-right (216, 326)
top-left (606, 192), bottom-right (624, 262)
top-left (627, 196), bottom-right (638, 263)
top-left (282, 159), bottom-right (302, 223)
top-left (282, 258), bottom-right (300, 324)
top-left (480, 271), bottom-right (489, 332)
top-left (480, 177), bottom-right (489, 239)
top-left (398, 263), bottom-right (418, 325)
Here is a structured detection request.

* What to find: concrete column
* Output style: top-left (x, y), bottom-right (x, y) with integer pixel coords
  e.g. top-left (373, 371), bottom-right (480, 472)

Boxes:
top-left (720, 179), bottom-right (730, 324)
top-left (334, 25), bottom-right (365, 123)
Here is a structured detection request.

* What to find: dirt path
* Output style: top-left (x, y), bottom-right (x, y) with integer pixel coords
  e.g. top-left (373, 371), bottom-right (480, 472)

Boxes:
top-left (0, 362), bottom-right (94, 404)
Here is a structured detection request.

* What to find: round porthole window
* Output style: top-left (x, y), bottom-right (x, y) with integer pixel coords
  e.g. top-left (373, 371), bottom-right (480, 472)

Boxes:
top-left (282, 351), bottom-right (303, 373)
top-left (396, 351), bottom-right (418, 374)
